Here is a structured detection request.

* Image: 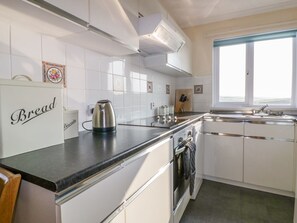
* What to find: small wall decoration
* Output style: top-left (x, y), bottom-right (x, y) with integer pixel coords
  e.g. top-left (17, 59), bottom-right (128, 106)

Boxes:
top-left (194, 85), bottom-right (203, 94)
top-left (166, 84), bottom-right (170, 94)
top-left (43, 61), bottom-right (66, 87)
top-left (147, 81), bottom-right (153, 93)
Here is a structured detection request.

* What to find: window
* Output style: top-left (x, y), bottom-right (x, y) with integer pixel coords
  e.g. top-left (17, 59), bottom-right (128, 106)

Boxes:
top-left (214, 31), bottom-right (296, 107)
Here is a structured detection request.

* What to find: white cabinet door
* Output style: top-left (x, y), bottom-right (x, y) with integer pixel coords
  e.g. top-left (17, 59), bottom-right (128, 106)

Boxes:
top-left (89, 0), bottom-right (139, 49)
top-left (167, 52), bottom-right (180, 70)
top-left (244, 138), bottom-right (294, 191)
top-left (179, 37), bottom-right (192, 74)
top-left (44, 0), bottom-right (89, 21)
top-left (109, 210), bottom-right (125, 223)
top-left (167, 37), bottom-right (192, 74)
top-left (125, 164), bottom-right (173, 223)
top-left (204, 134), bottom-right (243, 182)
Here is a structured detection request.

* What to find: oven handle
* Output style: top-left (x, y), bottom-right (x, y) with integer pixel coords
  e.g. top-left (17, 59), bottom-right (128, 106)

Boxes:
top-left (175, 146), bottom-right (186, 155)
top-left (174, 136), bottom-right (193, 155)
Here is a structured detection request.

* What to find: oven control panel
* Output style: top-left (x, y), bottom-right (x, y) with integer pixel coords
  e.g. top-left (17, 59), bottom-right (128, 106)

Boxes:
top-left (173, 125), bottom-right (192, 148)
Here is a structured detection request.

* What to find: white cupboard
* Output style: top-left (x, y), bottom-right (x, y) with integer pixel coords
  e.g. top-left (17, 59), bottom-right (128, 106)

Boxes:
top-left (56, 138), bottom-right (172, 223)
top-left (14, 138), bottom-right (173, 223)
top-left (203, 118), bottom-right (296, 193)
top-left (244, 138), bottom-right (294, 191)
top-left (204, 134), bottom-right (243, 182)
top-left (125, 164), bottom-right (173, 223)
top-left (44, 0), bottom-right (89, 21)
top-left (109, 210), bottom-right (125, 223)
top-left (244, 122), bottom-right (295, 191)
top-left (89, 0), bottom-right (139, 50)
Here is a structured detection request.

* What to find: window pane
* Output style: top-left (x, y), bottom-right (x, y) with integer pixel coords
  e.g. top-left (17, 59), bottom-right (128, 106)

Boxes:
top-left (219, 44), bottom-right (246, 102)
top-left (254, 38), bottom-right (293, 105)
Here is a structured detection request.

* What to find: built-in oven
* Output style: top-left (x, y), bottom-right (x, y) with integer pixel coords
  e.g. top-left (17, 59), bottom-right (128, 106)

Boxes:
top-left (173, 125), bottom-right (193, 222)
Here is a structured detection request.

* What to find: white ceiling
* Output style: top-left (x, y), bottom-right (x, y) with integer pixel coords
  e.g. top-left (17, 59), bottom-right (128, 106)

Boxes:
top-left (159, 0), bottom-right (297, 28)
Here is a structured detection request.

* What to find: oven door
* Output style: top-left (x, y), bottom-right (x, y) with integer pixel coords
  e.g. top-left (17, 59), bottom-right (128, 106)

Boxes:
top-left (173, 142), bottom-right (191, 210)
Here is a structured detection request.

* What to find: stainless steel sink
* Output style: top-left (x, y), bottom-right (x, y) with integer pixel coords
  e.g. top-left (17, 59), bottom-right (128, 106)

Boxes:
top-left (206, 113), bottom-right (296, 122)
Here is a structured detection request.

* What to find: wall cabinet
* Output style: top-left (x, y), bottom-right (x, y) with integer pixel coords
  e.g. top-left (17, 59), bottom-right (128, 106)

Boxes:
top-left (144, 37), bottom-right (192, 76)
top-left (19, 0), bottom-right (138, 55)
top-left (89, 0), bottom-right (139, 49)
top-left (167, 35), bottom-right (192, 74)
top-left (109, 210), bottom-right (125, 223)
top-left (44, 0), bottom-right (89, 21)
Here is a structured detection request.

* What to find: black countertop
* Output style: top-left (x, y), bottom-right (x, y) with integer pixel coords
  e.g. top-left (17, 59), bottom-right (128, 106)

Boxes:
top-left (0, 113), bottom-right (204, 193)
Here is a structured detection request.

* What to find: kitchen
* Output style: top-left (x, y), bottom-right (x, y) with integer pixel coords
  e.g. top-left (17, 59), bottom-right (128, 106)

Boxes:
top-left (0, 0), bottom-right (297, 222)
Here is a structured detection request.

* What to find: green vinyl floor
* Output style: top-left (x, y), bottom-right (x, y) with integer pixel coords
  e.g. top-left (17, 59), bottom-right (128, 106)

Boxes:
top-left (180, 180), bottom-right (294, 223)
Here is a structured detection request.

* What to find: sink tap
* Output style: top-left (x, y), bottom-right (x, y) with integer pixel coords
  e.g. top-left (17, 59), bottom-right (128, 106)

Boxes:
top-left (259, 104), bottom-right (268, 113)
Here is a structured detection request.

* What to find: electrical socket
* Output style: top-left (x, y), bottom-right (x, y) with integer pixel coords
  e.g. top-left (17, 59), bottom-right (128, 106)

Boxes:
top-left (150, 102), bottom-right (155, 110)
top-left (87, 104), bottom-right (95, 116)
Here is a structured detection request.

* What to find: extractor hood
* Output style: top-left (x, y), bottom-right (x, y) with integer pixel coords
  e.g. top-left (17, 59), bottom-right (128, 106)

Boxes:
top-left (138, 13), bottom-right (185, 55)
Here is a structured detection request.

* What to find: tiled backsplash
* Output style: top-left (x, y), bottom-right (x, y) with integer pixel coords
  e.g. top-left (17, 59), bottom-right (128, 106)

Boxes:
top-left (176, 76), bottom-right (212, 112)
top-left (0, 21), bottom-right (176, 131)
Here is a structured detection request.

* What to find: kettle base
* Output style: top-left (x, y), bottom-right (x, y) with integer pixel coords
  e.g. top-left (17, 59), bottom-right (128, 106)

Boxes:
top-left (93, 126), bottom-right (116, 133)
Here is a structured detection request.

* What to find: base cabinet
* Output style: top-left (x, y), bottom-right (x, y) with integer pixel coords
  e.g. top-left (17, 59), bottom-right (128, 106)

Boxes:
top-left (204, 134), bottom-right (243, 182)
top-left (203, 119), bottom-right (295, 194)
top-left (14, 138), bottom-right (173, 223)
top-left (125, 164), bottom-right (173, 223)
top-left (107, 163), bottom-right (173, 223)
top-left (244, 138), bottom-right (294, 191)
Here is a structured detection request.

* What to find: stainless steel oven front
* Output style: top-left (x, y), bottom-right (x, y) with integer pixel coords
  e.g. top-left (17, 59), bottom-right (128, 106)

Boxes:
top-left (173, 125), bottom-right (193, 220)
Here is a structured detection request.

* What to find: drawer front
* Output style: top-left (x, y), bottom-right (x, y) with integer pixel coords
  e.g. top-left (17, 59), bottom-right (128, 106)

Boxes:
top-left (245, 123), bottom-right (294, 139)
top-left (56, 138), bottom-right (172, 223)
top-left (204, 121), bottom-right (244, 135)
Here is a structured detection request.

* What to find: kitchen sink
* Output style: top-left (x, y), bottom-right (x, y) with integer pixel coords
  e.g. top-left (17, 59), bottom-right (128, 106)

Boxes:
top-left (206, 113), bottom-right (296, 122)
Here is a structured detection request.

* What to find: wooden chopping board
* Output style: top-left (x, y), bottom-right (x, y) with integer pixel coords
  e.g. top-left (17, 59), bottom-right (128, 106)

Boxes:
top-left (175, 89), bottom-right (193, 112)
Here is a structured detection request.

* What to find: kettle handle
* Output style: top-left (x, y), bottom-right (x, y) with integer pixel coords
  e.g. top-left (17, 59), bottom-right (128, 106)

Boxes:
top-left (82, 120), bottom-right (92, 131)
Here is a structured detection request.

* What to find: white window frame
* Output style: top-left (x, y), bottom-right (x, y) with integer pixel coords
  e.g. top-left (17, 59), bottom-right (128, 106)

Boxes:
top-left (213, 33), bottom-right (297, 109)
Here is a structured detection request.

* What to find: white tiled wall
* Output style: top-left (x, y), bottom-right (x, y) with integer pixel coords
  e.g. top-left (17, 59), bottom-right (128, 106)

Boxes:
top-left (176, 76), bottom-right (212, 112)
top-left (0, 22), bottom-right (176, 131)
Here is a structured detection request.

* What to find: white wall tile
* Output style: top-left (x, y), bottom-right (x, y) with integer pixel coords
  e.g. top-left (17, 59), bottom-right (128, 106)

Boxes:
top-left (98, 90), bottom-right (114, 103)
top-left (112, 59), bottom-right (124, 76)
top-left (124, 92), bottom-right (133, 107)
top-left (85, 89), bottom-right (100, 119)
top-left (131, 78), bottom-right (140, 93)
top-left (85, 49), bottom-right (101, 71)
top-left (11, 26), bottom-right (42, 60)
top-left (11, 55), bottom-right (42, 81)
top-left (67, 89), bottom-right (86, 131)
top-left (113, 75), bottom-right (124, 92)
top-left (129, 64), bottom-right (139, 79)
top-left (0, 53), bottom-right (11, 79)
top-left (66, 44), bottom-right (85, 68)
top-left (0, 21), bottom-right (10, 54)
top-left (140, 80), bottom-right (147, 93)
top-left (101, 73), bottom-right (113, 91)
top-left (113, 91), bottom-right (124, 108)
top-left (100, 56), bottom-right (113, 74)
top-left (67, 66), bottom-right (86, 89)
top-left (86, 69), bottom-right (100, 90)
top-left (42, 35), bottom-right (66, 65)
